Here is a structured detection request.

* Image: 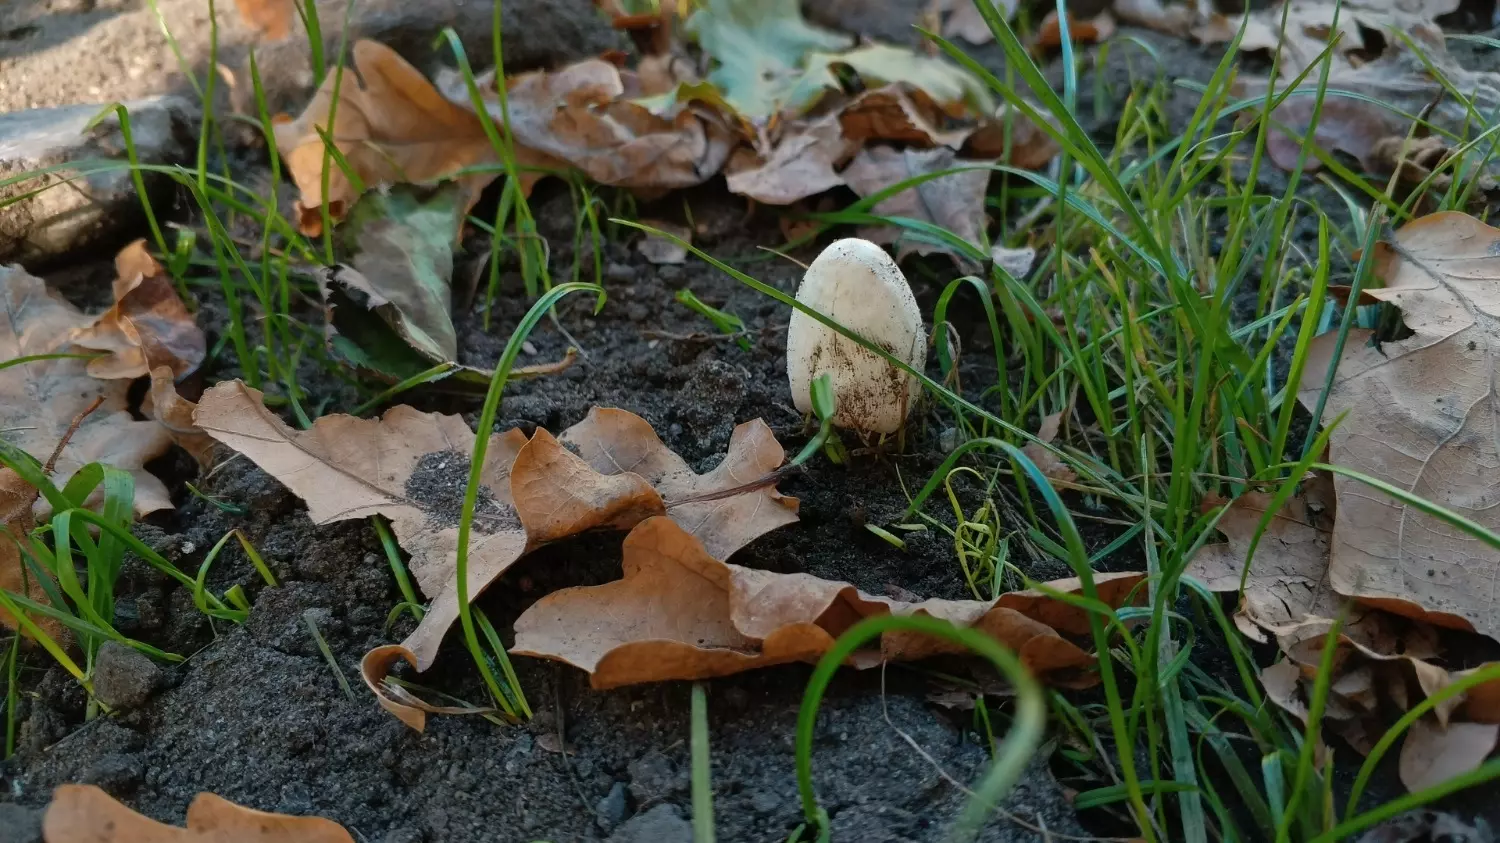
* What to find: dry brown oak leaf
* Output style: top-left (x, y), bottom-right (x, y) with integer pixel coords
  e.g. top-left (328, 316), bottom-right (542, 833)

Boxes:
top-left (514, 516), bottom-right (1143, 689)
top-left (43, 783), bottom-right (354, 843)
top-left (841, 145), bottom-right (993, 264)
top-left (445, 58), bottom-right (736, 195)
top-left (0, 268), bottom-right (173, 515)
top-left (1297, 211), bottom-right (1500, 641)
top-left (726, 113), bottom-right (854, 205)
top-left (69, 240), bottom-right (205, 380)
top-left (272, 39), bottom-right (512, 235)
top-left (192, 387), bottom-right (798, 675)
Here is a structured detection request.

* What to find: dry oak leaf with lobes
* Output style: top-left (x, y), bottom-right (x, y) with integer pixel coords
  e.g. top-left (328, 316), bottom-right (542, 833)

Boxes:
top-left (43, 783), bottom-right (354, 842)
top-left (192, 389), bottom-right (798, 724)
top-left (273, 40), bottom-right (506, 235)
top-left (0, 267), bottom-right (173, 516)
top-left (1296, 211), bottom-right (1500, 641)
top-left (514, 516), bottom-right (1143, 689)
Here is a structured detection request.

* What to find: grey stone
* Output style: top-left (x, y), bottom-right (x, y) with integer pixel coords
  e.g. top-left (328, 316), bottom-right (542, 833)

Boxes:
top-left (595, 781), bottom-right (630, 833)
top-left (92, 641), bottom-right (163, 711)
top-left (0, 803), bottom-right (44, 843)
top-left (382, 830), bottom-right (423, 843)
top-left (606, 804), bottom-right (693, 843)
top-left (0, 96), bottom-right (194, 265)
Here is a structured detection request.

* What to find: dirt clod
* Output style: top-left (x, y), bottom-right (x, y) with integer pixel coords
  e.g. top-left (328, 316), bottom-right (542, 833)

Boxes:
top-left (92, 642), bottom-right (163, 711)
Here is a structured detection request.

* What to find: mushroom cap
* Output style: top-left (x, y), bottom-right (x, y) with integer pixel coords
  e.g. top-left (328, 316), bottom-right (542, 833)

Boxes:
top-left (786, 238), bottom-right (926, 434)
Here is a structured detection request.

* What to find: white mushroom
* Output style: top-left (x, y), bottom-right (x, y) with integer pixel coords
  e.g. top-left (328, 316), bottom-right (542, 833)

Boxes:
top-left (786, 238), bottom-right (926, 434)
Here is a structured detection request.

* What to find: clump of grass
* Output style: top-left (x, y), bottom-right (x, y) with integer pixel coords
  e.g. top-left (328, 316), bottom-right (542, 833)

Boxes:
top-left (636, 0), bottom-right (1500, 835)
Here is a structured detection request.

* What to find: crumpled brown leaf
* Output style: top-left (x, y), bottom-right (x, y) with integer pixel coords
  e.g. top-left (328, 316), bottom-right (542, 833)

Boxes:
top-left (193, 390), bottom-right (797, 725)
top-left (1296, 212), bottom-right (1500, 639)
top-left (69, 240), bottom-right (205, 380)
top-left (42, 783), bottom-right (355, 842)
top-left (1187, 473), bottom-right (1500, 786)
top-left (841, 145), bottom-right (992, 264)
top-left (0, 267), bottom-right (173, 515)
top-left (515, 516), bottom-right (1143, 688)
top-left (1031, 10), bottom-right (1117, 50)
top-left (839, 84), bottom-right (971, 150)
top-left (1399, 719), bottom-right (1500, 792)
top-left (1186, 485), bottom-right (1338, 642)
top-left (449, 58), bottom-right (736, 195)
top-left (726, 114), bottom-right (853, 205)
top-left (145, 367), bottom-right (216, 468)
top-left (273, 40), bottom-right (503, 235)
top-left (1020, 412), bottom-right (1077, 487)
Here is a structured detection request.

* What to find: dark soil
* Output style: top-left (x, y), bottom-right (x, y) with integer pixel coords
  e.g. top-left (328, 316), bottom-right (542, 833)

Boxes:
top-left (7, 6), bottom-right (1500, 843)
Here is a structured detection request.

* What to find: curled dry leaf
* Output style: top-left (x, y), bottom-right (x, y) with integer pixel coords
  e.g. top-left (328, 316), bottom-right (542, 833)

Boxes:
top-left (320, 182), bottom-right (499, 389)
top-left (726, 114), bottom-right (852, 205)
top-left (273, 40), bottom-right (502, 235)
top-left (193, 389), bottom-right (797, 724)
top-left (839, 84), bottom-right (970, 150)
top-left (1020, 412), bottom-right (1077, 486)
top-left (841, 145), bottom-right (992, 264)
top-left (0, 434), bottom-right (69, 643)
top-left (451, 59), bottom-right (735, 193)
top-left (1031, 10), bottom-right (1117, 50)
top-left (1296, 212), bottom-right (1500, 639)
top-left (42, 783), bottom-right (354, 843)
top-left (0, 267), bottom-right (173, 515)
top-left (69, 240), bottom-right (205, 380)
top-left (515, 517), bottom-right (1143, 688)
top-left (145, 366), bottom-right (216, 468)
top-left (1399, 719), bottom-right (1500, 793)
top-left (1124, 0), bottom-right (1462, 78)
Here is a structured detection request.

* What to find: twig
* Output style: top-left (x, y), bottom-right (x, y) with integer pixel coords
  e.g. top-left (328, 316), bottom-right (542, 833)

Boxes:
top-left (45, 396), bottom-right (104, 475)
top-left (663, 465), bottom-right (804, 509)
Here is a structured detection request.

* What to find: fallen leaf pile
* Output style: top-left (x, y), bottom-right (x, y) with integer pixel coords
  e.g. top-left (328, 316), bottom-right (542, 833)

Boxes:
top-left (1, 243), bottom-right (206, 641)
top-left (42, 783), bottom-right (354, 843)
top-left (194, 385), bottom-right (1143, 727)
top-left (272, 40), bottom-right (509, 235)
top-left (275, 0), bottom-right (1065, 262)
top-left (1189, 487), bottom-right (1500, 791)
top-left (1187, 210), bottom-right (1500, 793)
top-left (0, 243), bottom-right (205, 519)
